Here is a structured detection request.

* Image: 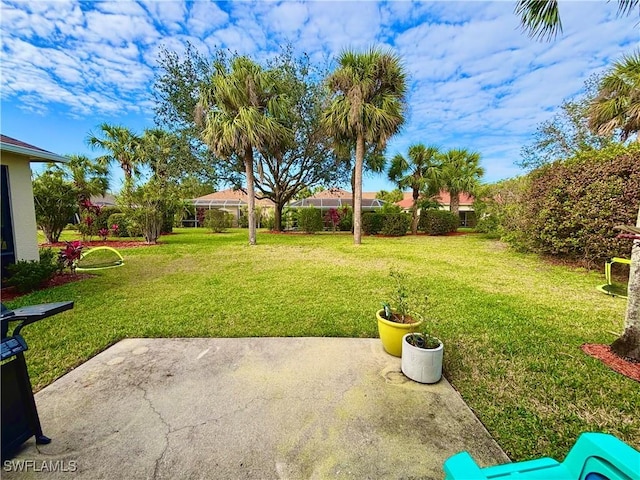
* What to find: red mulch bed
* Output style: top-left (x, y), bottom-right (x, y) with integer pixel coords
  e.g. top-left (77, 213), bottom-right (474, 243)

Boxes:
top-left (581, 343), bottom-right (640, 383)
top-left (1, 273), bottom-right (95, 302)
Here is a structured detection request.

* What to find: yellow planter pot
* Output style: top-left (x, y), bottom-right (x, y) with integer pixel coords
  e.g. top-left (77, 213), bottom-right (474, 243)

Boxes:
top-left (376, 309), bottom-right (423, 357)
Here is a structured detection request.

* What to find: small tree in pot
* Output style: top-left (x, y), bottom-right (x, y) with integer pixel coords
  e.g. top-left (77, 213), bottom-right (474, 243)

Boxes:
top-left (376, 270), bottom-right (424, 357)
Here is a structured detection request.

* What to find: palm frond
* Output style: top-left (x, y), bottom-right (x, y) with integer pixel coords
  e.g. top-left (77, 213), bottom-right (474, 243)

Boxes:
top-left (515, 0), bottom-right (562, 41)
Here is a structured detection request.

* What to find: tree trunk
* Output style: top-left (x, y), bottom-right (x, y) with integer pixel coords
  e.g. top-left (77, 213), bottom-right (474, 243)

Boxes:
top-left (244, 147), bottom-right (257, 246)
top-left (353, 135), bottom-right (365, 245)
top-left (411, 187), bottom-right (420, 235)
top-left (351, 167), bottom-right (356, 234)
top-left (611, 206), bottom-right (640, 361)
top-left (449, 191), bottom-right (460, 217)
top-left (274, 203), bottom-right (283, 232)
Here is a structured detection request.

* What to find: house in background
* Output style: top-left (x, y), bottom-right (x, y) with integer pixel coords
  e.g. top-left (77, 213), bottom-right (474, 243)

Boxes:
top-left (288, 188), bottom-right (386, 211)
top-left (396, 191), bottom-right (476, 227)
top-left (189, 188), bottom-right (275, 227)
top-left (0, 135), bottom-right (68, 278)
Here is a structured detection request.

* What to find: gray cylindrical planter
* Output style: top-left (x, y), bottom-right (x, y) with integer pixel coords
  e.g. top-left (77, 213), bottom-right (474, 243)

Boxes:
top-left (401, 333), bottom-right (443, 384)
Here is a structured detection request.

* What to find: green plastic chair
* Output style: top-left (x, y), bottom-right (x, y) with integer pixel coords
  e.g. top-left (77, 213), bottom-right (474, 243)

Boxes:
top-left (443, 433), bottom-right (640, 480)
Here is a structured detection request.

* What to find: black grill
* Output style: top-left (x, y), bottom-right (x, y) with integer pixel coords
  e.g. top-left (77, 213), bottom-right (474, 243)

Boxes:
top-left (1, 301), bottom-right (74, 460)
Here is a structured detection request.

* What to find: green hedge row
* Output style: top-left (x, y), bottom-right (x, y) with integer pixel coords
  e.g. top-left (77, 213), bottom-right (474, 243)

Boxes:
top-left (478, 144), bottom-right (640, 264)
top-left (418, 210), bottom-right (459, 235)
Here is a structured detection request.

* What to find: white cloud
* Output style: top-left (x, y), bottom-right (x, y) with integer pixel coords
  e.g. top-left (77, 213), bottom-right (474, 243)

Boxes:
top-left (0, 0), bottom-right (637, 185)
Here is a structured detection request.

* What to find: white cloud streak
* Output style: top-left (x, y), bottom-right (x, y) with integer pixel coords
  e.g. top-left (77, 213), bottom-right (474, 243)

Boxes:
top-left (0, 0), bottom-right (637, 184)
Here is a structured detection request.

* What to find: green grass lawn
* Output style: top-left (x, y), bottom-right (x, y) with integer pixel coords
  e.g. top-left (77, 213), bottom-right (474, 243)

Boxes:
top-left (7, 228), bottom-right (638, 461)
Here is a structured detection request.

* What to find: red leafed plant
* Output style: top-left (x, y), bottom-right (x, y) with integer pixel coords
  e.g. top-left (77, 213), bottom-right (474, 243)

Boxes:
top-left (98, 228), bottom-right (109, 241)
top-left (59, 241), bottom-right (83, 273)
top-left (324, 208), bottom-right (341, 232)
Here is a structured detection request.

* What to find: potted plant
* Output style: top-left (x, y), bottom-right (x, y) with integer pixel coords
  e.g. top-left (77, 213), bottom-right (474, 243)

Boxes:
top-left (401, 328), bottom-right (443, 384)
top-left (376, 270), bottom-right (424, 357)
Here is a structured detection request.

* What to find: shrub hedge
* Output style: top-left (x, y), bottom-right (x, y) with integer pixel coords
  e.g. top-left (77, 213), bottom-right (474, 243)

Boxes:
top-left (203, 209), bottom-right (232, 233)
top-left (419, 210), bottom-right (459, 235)
top-left (522, 145), bottom-right (640, 264)
top-left (381, 213), bottom-right (410, 236)
top-left (297, 207), bottom-right (323, 233)
top-left (362, 212), bottom-right (384, 235)
top-left (4, 249), bottom-right (59, 293)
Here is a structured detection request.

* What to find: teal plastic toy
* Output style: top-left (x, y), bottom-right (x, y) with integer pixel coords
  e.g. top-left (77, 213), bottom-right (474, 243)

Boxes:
top-left (443, 433), bottom-right (639, 480)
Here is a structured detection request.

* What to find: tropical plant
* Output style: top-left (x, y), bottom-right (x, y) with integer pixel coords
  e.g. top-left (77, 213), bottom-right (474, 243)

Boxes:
top-left (50, 154), bottom-right (109, 209)
top-left (58, 241), bottom-right (83, 273)
top-left (86, 123), bottom-right (141, 189)
top-left (516, 0), bottom-right (640, 361)
top-left (196, 55), bottom-right (291, 245)
top-left (588, 50), bottom-right (640, 142)
top-left (439, 148), bottom-right (484, 216)
top-left (323, 47), bottom-right (407, 245)
top-left (388, 144), bottom-right (441, 234)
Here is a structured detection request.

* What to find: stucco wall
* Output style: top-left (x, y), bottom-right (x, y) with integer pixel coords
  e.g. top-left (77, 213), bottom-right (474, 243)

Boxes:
top-left (0, 153), bottom-right (39, 261)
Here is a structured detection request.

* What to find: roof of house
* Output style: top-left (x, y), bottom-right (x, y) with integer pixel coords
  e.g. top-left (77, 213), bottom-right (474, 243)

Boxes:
top-left (191, 188), bottom-right (275, 208)
top-left (90, 194), bottom-right (117, 206)
top-left (396, 191), bottom-right (475, 209)
top-left (289, 197), bottom-right (386, 209)
top-left (0, 134), bottom-right (68, 163)
top-left (309, 188), bottom-right (377, 200)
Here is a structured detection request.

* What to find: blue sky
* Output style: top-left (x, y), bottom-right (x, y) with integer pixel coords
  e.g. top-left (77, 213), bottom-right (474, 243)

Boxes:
top-left (1, 1), bottom-right (637, 194)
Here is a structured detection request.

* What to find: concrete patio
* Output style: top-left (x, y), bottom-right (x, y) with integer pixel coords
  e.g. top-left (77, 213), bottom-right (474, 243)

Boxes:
top-left (4, 338), bottom-right (509, 479)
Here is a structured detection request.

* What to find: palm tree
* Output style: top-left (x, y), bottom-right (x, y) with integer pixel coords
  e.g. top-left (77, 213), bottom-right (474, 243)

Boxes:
top-left (58, 154), bottom-right (109, 207)
top-left (324, 48), bottom-right (407, 245)
top-left (388, 144), bottom-right (441, 235)
top-left (439, 149), bottom-right (484, 217)
top-left (196, 56), bottom-right (291, 245)
top-left (86, 123), bottom-right (141, 187)
top-left (588, 51), bottom-right (640, 142)
top-left (515, 0), bottom-right (640, 361)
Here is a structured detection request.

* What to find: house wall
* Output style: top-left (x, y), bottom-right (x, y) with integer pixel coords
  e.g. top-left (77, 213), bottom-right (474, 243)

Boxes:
top-left (0, 153), bottom-right (39, 261)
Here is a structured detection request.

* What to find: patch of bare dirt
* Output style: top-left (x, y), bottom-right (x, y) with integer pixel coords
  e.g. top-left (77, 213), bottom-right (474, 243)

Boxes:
top-left (581, 343), bottom-right (640, 383)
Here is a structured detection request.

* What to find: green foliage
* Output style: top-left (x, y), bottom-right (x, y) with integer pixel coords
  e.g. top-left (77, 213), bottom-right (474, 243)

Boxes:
top-left (375, 189), bottom-right (404, 203)
top-left (520, 144), bottom-right (640, 264)
top-left (380, 202), bottom-right (403, 214)
top-left (338, 206), bottom-right (352, 231)
top-left (297, 207), bottom-right (323, 233)
top-left (473, 177), bottom-right (532, 245)
top-left (108, 213), bottom-right (132, 238)
top-left (381, 213), bottom-right (410, 236)
top-left (120, 180), bottom-right (166, 244)
top-left (419, 210), bottom-right (459, 235)
top-left (362, 212), bottom-right (384, 235)
top-left (382, 269), bottom-right (428, 323)
top-left (203, 209), bottom-right (232, 233)
top-left (262, 211), bottom-right (276, 230)
top-left (4, 249), bottom-right (59, 293)
top-left (33, 171), bottom-right (78, 243)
